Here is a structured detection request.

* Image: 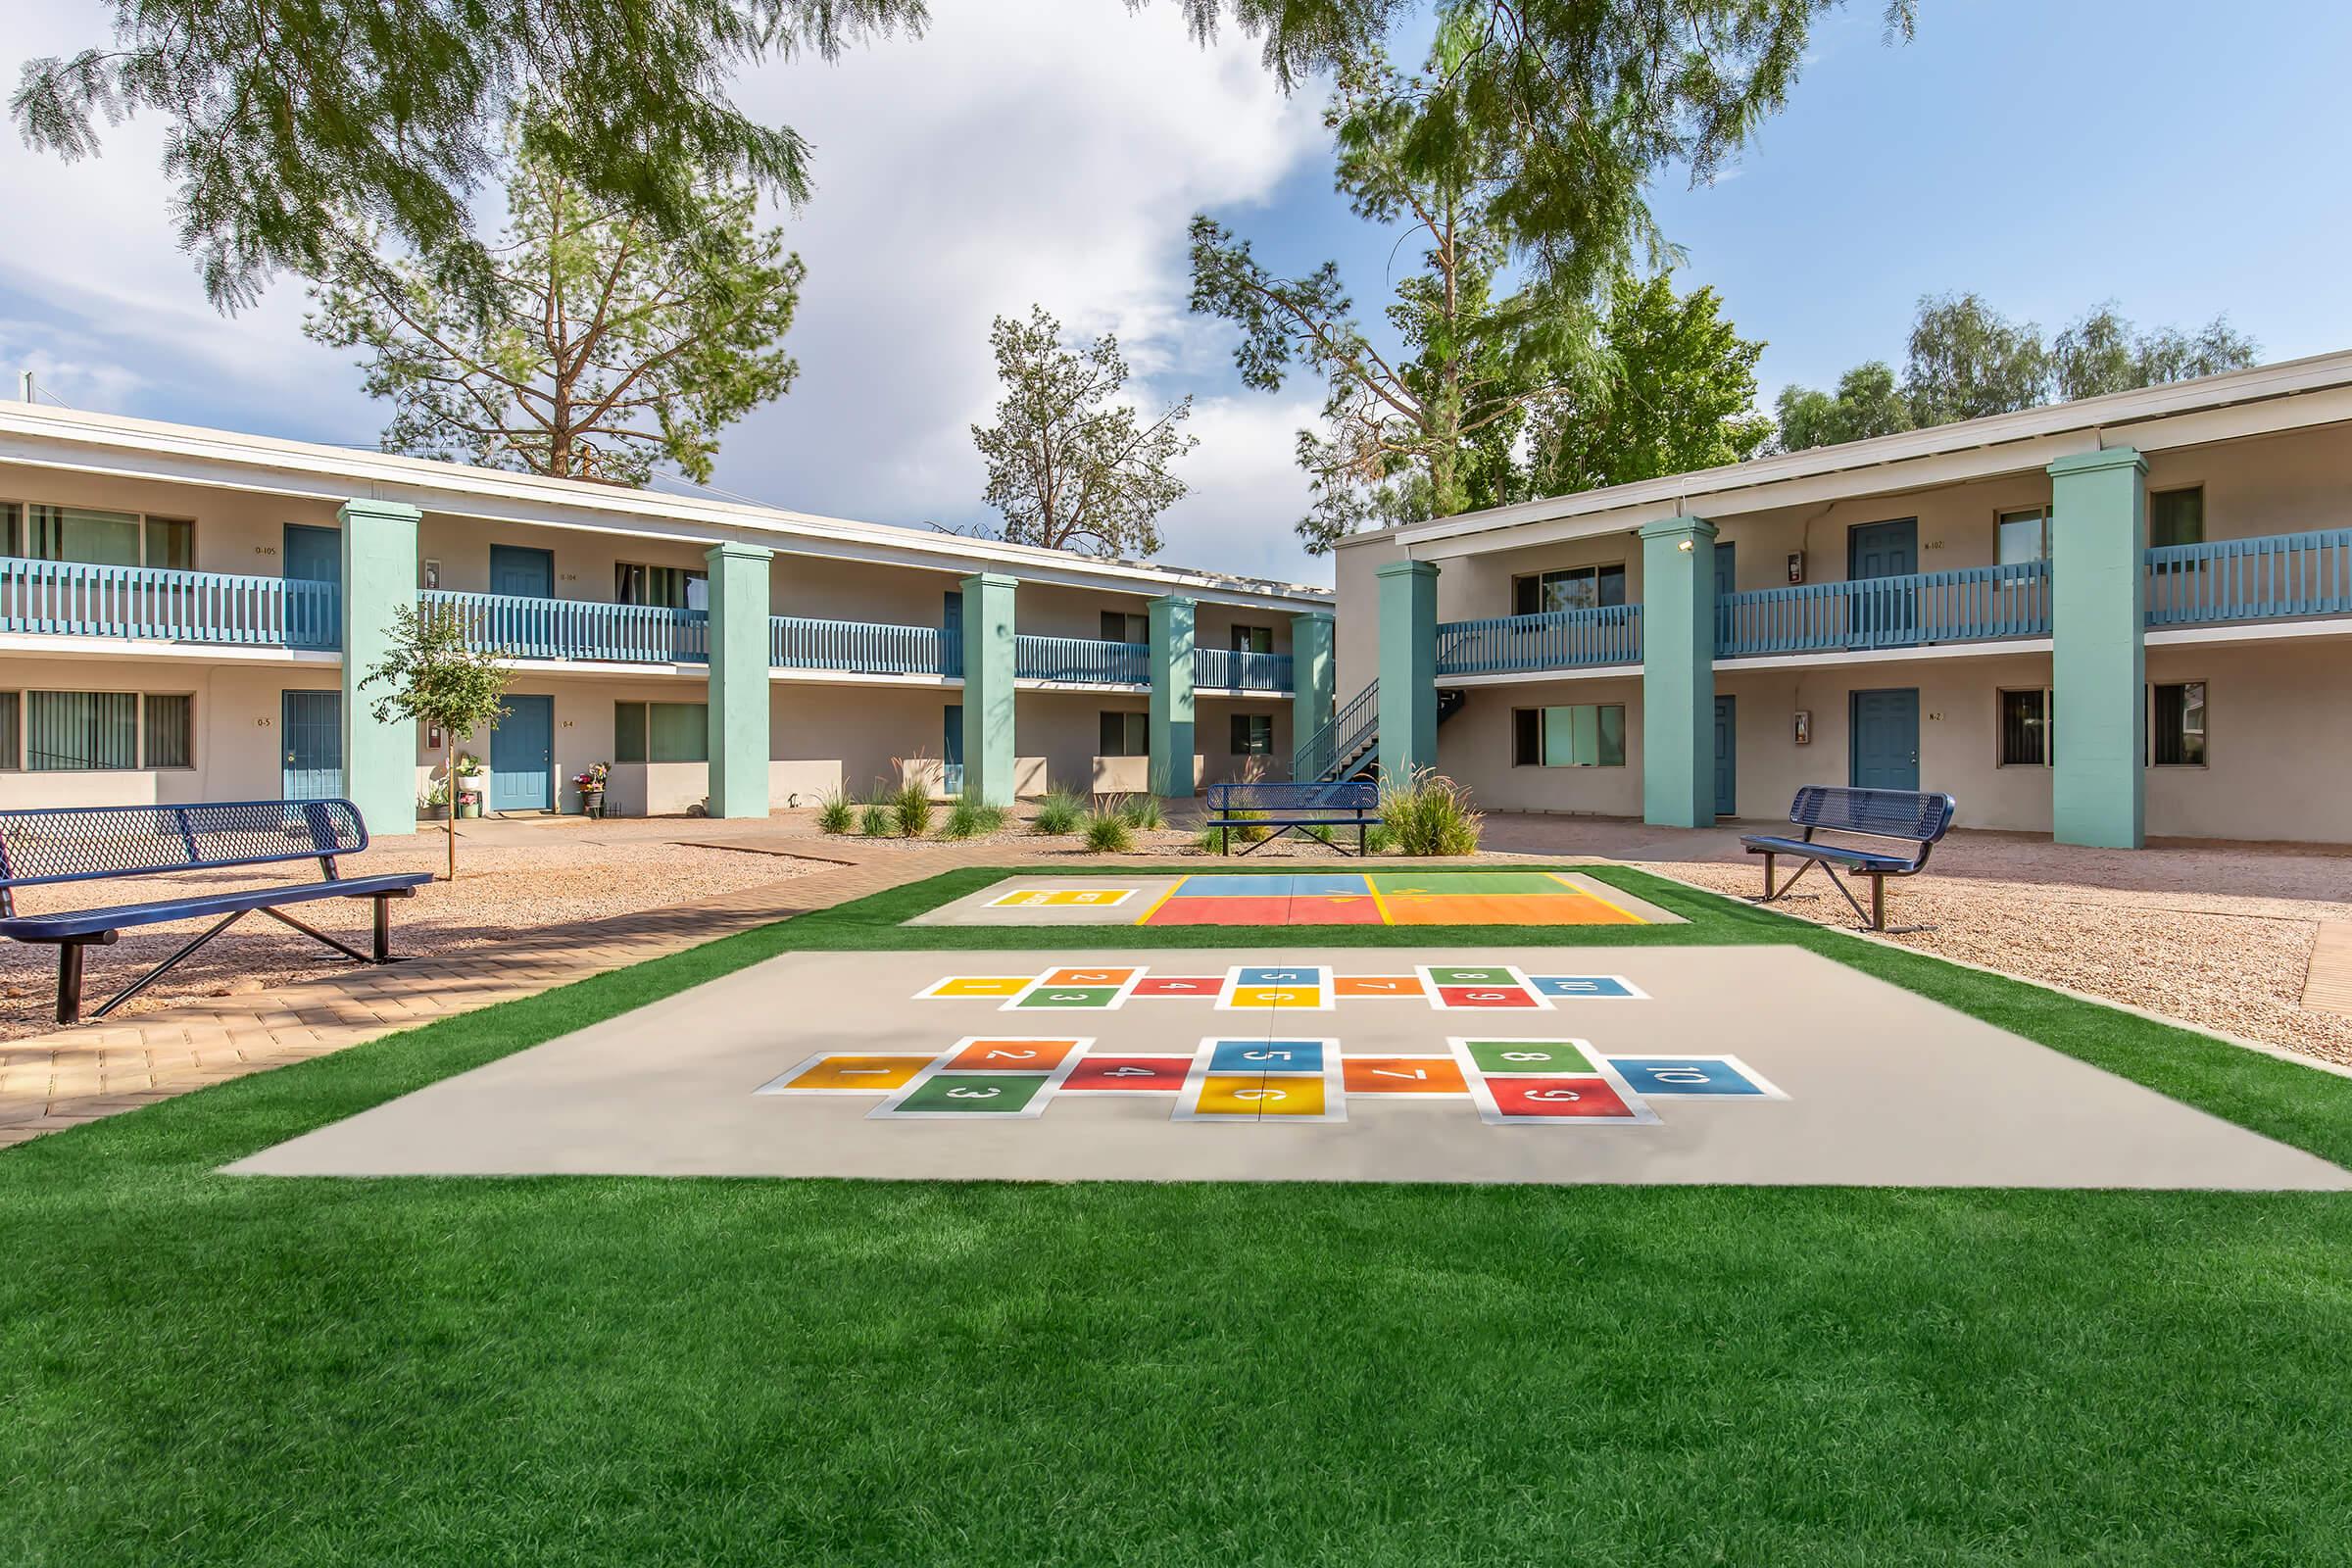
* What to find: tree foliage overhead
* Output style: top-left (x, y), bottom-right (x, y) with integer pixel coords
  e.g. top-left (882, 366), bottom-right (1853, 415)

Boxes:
top-left (1776, 293), bottom-right (2260, 452)
top-left (305, 117), bottom-right (804, 487)
top-left (1175, 0), bottom-right (1918, 297)
top-left (1191, 50), bottom-right (1596, 553)
top-left (13, 0), bottom-right (923, 309)
top-left (970, 306), bottom-right (1198, 560)
top-left (17, 0), bottom-right (1897, 311)
top-left (1529, 269), bottom-right (1772, 495)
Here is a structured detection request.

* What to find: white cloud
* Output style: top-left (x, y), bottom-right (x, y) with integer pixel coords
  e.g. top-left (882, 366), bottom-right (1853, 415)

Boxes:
top-left (0, 0), bottom-right (1335, 580)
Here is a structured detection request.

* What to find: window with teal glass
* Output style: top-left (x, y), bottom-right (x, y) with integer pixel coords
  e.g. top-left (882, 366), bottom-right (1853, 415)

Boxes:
top-left (614, 700), bottom-right (708, 762)
top-left (27, 690), bottom-right (139, 770)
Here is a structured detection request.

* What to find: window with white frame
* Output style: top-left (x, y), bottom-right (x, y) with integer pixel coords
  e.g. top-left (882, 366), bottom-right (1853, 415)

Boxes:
top-left (1998, 688), bottom-right (2052, 766)
top-left (1512, 705), bottom-right (1628, 767)
top-left (1996, 508), bottom-right (2050, 565)
top-left (1513, 564), bottom-right (1628, 615)
top-left (2, 503), bottom-right (193, 568)
top-left (2149, 681), bottom-right (2207, 766)
top-left (4, 690), bottom-right (194, 771)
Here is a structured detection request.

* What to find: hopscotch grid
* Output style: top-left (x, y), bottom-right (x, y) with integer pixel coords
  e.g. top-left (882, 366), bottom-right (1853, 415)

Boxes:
top-left (867, 1037), bottom-right (1090, 1120)
top-left (1446, 1036), bottom-right (1660, 1126)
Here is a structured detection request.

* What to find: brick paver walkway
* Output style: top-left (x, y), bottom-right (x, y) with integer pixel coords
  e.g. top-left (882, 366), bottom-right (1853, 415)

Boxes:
top-left (0, 839), bottom-right (1028, 1149)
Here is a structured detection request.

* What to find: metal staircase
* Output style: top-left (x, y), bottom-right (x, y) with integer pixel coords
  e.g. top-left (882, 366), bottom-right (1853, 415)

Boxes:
top-left (1292, 680), bottom-right (1468, 783)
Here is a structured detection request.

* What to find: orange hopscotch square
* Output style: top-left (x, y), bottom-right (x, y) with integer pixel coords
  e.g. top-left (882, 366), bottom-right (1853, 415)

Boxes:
top-left (1042, 967), bottom-right (1139, 988)
top-left (1343, 1057), bottom-right (1468, 1095)
top-left (777, 1055), bottom-right (931, 1091)
top-left (1386, 893), bottom-right (1641, 926)
top-left (1335, 975), bottom-right (1426, 999)
top-left (941, 1039), bottom-right (1083, 1072)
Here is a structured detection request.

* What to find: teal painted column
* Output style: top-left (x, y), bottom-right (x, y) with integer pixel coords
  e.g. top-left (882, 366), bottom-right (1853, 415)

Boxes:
top-left (1638, 514), bottom-right (1719, 828)
top-left (1374, 560), bottom-right (1439, 781)
top-left (704, 542), bottom-right (774, 819)
top-left (1148, 595), bottom-right (1196, 797)
top-left (2048, 447), bottom-right (2147, 849)
top-left (960, 572), bottom-right (1017, 806)
top-left (1289, 611), bottom-right (1335, 780)
top-left (336, 498), bottom-right (419, 833)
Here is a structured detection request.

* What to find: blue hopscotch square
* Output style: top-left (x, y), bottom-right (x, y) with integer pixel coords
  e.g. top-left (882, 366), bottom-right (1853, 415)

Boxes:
top-left (1289, 873), bottom-right (1371, 897)
top-left (1177, 874), bottom-right (1294, 899)
top-left (1605, 1057), bottom-right (1778, 1097)
top-left (1238, 965), bottom-right (1321, 987)
top-left (1530, 975), bottom-right (1642, 999)
top-left (1207, 1039), bottom-right (1326, 1074)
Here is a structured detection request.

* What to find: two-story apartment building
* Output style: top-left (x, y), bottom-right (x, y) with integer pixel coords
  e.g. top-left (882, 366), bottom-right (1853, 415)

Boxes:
top-left (0, 404), bottom-right (1335, 834)
top-left (1327, 351), bottom-right (2352, 847)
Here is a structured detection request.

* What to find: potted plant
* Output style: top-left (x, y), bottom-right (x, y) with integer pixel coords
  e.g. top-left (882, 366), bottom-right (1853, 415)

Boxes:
top-left (573, 760), bottom-right (610, 818)
top-left (418, 778), bottom-right (450, 823)
top-left (453, 752), bottom-right (487, 819)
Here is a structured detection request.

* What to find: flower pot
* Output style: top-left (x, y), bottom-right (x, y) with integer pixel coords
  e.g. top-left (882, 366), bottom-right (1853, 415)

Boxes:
top-left (419, 804), bottom-right (450, 823)
top-left (579, 789), bottom-right (606, 820)
top-left (456, 791), bottom-right (483, 819)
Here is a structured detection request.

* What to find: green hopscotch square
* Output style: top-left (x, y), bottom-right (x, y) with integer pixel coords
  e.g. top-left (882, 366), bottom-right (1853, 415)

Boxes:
top-left (1427, 966), bottom-right (1516, 987)
top-left (1464, 1040), bottom-right (1595, 1075)
top-left (1014, 987), bottom-right (1121, 1009)
top-left (1373, 872), bottom-right (1569, 896)
top-left (886, 1074), bottom-right (1049, 1114)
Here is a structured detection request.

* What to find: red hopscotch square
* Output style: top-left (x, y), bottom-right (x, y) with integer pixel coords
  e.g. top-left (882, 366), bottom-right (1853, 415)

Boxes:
top-left (1132, 976), bottom-right (1223, 998)
top-left (1486, 1076), bottom-right (1639, 1118)
top-left (1437, 986), bottom-right (1540, 1008)
top-left (1059, 1056), bottom-right (1192, 1092)
top-left (1145, 897), bottom-right (1294, 926)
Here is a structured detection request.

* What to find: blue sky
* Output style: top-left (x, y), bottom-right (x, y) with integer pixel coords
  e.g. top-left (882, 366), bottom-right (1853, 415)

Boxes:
top-left (5, 0), bottom-right (2349, 588)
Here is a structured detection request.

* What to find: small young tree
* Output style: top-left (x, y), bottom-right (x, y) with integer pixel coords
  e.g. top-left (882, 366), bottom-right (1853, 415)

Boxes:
top-left (361, 605), bottom-right (513, 881)
top-left (970, 305), bottom-right (1197, 558)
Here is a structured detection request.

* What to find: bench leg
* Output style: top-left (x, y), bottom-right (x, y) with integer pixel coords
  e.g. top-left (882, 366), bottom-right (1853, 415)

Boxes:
top-left (372, 895), bottom-right (391, 962)
top-left (57, 943), bottom-right (85, 1027)
top-left (1761, 852), bottom-right (1776, 901)
top-left (1870, 874), bottom-right (1886, 932)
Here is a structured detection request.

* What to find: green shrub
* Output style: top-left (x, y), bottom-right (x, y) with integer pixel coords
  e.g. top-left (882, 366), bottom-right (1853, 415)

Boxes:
top-left (939, 798), bottom-right (1009, 840)
top-left (1298, 821), bottom-right (1337, 846)
top-left (813, 789), bottom-right (855, 834)
top-left (1376, 766), bottom-right (1483, 857)
top-left (1364, 822), bottom-right (1396, 856)
top-left (892, 778), bottom-right (934, 838)
top-left (1082, 809), bottom-right (1137, 854)
top-left (858, 803), bottom-right (894, 838)
top-left (1030, 786), bottom-right (1086, 835)
top-left (1115, 794), bottom-right (1165, 831)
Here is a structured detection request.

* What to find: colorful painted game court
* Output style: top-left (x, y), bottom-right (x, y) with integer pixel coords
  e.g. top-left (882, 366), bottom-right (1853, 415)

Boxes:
top-left (909, 870), bottom-right (1685, 928)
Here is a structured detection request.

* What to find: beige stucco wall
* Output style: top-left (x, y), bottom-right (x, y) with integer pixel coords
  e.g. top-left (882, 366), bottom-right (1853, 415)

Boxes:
top-left (0, 464), bottom-right (342, 576)
top-left (1427, 675), bottom-right (1646, 817)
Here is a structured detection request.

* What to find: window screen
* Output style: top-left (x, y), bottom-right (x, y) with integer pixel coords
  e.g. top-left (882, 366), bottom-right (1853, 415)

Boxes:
top-left (27, 690), bottom-right (139, 770)
top-left (648, 703), bottom-right (708, 762)
top-left (1999, 690), bottom-right (2048, 766)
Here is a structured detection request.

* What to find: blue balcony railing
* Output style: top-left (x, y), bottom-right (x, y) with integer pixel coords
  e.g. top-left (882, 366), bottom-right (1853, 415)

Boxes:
top-left (1196, 647), bottom-right (1296, 692)
top-left (421, 590), bottom-right (708, 663)
top-left (1717, 562), bottom-right (2051, 657)
top-left (769, 615), bottom-right (956, 676)
top-left (1436, 604), bottom-right (1642, 676)
top-left (2145, 530), bottom-right (2352, 627)
top-left (1, 557), bottom-right (340, 649)
top-left (1015, 634), bottom-right (1149, 684)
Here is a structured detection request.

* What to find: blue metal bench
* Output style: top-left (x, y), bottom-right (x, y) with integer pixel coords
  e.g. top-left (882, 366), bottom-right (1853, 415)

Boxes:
top-left (1204, 780), bottom-right (1380, 857)
top-left (0, 799), bottom-right (431, 1025)
top-left (1740, 785), bottom-right (1957, 932)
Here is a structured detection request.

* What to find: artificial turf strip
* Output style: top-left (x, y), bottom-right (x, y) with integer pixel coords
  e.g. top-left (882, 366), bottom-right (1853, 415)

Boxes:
top-left (4, 872), bottom-right (2352, 1563)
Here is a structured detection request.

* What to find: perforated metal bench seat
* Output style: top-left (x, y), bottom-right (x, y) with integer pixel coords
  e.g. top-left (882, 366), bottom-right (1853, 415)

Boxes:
top-left (1203, 780), bottom-right (1381, 857)
top-left (0, 799), bottom-right (427, 1024)
top-left (0, 873), bottom-right (427, 942)
top-left (1739, 785), bottom-right (1958, 932)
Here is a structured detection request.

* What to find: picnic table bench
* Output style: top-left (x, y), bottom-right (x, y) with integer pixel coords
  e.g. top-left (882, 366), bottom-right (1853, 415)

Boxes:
top-left (1205, 780), bottom-right (1381, 857)
top-left (0, 799), bottom-right (431, 1025)
top-left (1740, 785), bottom-right (1957, 932)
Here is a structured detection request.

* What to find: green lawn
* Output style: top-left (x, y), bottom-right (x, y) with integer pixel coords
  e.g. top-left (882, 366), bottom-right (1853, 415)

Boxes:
top-left (4, 867), bottom-right (2350, 1565)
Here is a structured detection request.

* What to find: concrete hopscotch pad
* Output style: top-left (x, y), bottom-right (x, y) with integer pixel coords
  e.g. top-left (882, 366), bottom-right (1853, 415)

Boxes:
top-left (230, 946), bottom-right (2352, 1190)
top-left (906, 871), bottom-right (1685, 928)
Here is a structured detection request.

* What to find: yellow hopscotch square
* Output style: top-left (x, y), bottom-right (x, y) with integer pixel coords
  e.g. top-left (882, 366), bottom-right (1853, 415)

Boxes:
top-left (921, 975), bottom-right (1035, 999)
top-left (987, 888), bottom-right (1136, 908)
top-left (1194, 1074), bottom-right (1329, 1117)
top-left (1231, 986), bottom-right (1325, 1010)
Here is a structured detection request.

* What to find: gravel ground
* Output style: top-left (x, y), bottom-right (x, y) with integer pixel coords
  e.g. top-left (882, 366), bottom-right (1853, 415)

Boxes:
top-left (0, 832), bottom-right (824, 1042)
top-left (1650, 847), bottom-right (2352, 1068)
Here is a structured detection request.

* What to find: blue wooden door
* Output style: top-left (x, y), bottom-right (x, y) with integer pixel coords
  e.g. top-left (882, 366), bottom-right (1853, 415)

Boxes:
top-left (281, 690), bottom-right (344, 800)
top-left (491, 694), bottom-right (555, 810)
top-left (1849, 688), bottom-right (1920, 792)
top-left (1846, 518), bottom-right (1918, 648)
top-left (282, 523), bottom-right (342, 648)
top-left (1713, 695), bottom-right (1737, 817)
top-left (490, 544), bottom-right (555, 599)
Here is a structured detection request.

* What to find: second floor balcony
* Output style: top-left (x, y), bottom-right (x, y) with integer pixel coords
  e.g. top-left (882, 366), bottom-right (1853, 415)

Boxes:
top-left (1717, 562), bottom-right (2052, 657)
top-left (1, 557), bottom-right (340, 651)
top-left (1436, 604), bottom-right (1642, 677)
